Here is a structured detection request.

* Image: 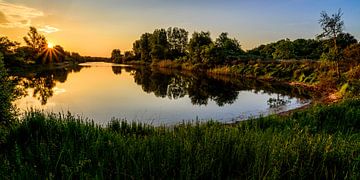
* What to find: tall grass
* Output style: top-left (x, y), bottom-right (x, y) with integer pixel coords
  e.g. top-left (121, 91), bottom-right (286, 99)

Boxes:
top-left (1, 99), bottom-right (360, 179)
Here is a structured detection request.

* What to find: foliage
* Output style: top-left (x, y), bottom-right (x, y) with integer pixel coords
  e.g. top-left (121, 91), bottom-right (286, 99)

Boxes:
top-left (1, 99), bottom-right (360, 178)
top-left (23, 26), bottom-right (47, 62)
top-left (167, 27), bottom-right (188, 59)
top-left (111, 49), bottom-right (122, 63)
top-left (0, 53), bottom-right (15, 125)
top-left (272, 39), bottom-right (295, 60)
top-left (344, 43), bottom-right (360, 63)
top-left (188, 31), bottom-right (213, 64)
top-left (317, 9), bottom-right (344, 61)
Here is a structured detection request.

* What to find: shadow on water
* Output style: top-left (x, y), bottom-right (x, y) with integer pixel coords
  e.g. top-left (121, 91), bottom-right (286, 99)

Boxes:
top-left (11, 63), bottom-right (314, 111)
top-left (10, 65), bottom-right (84, 105)
top-left (127, 66), bottom-right (314, 109)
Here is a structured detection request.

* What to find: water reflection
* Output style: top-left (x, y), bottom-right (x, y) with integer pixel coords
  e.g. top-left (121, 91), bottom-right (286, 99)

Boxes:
top-left (12, 62), bottom-right (314, 124)
top-left (128, 66), bottom-right (312, 108)
top-left (12, 65), bottom-right (84, 105)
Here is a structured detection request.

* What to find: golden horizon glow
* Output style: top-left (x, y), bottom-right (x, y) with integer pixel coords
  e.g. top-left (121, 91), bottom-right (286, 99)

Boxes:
top-left (47, 42), bottom-right (54, 49)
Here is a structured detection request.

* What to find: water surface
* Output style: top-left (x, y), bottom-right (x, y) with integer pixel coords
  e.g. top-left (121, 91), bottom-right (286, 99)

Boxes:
top-left (14, 62), bottom-right (310, 125)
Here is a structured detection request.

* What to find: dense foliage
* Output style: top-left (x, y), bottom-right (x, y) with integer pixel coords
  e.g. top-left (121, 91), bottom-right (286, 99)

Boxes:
top-left (0, 53), bottom-right (15, 125)
top-left (0, 99), bottom-right (359, 179)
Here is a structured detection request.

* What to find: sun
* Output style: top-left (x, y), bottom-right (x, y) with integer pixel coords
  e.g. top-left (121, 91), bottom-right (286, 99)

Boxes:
top-left (47, 42), bottom-right (54, 48)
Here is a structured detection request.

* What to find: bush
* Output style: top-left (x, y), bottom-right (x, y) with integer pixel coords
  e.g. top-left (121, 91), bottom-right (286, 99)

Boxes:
top-left (0, 53), bottom-right (15, 125)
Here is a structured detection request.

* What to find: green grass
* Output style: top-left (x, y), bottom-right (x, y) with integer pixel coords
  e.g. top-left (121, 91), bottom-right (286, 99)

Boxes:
top-left (1, 99), bottom-right (360, 179)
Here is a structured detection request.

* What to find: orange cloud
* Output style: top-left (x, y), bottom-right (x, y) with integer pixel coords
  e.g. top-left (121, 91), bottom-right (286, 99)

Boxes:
top-left (0, 0), bottom-right (44, 28)
top-left (38, 25), bottom-right (60, 34)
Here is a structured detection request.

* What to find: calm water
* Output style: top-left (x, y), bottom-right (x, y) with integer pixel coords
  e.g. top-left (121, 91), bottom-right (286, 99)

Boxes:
top-left (14, 62), bottom-right (310, 125)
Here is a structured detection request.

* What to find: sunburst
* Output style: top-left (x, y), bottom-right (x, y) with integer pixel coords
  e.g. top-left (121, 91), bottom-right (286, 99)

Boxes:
top-left (39, 43), bottom-right (63, 63)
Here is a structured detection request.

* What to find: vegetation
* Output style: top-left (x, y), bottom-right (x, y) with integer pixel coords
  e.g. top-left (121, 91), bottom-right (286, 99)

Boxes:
top-left (0, 53), bottom-right (15, 125)
top-left (0, 99), bottom-right (359, 178)
top-left (107, 9), bottom-right (358, 76)
top-left (1, 9), bottom-right (360, 179)
top-left (0, 26), bottom-right (105, 68)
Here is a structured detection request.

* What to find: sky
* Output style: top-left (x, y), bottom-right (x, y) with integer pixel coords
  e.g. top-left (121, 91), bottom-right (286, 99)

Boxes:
top-left (0, 0), bottom-right (359, 57)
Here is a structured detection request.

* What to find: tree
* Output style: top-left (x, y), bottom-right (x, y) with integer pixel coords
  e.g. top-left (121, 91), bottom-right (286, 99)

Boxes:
top-left (0, 36), bottom-right (20, 65)
top-left (0, 53), bottom-right (15, 125)
top-left (0, 36), bottom-right (19, 55)
top-left (150, 29), bottom-right (168, 60)
top-left (336, 33), bottom-right (358, 50)
top-left (23, 26), bottom-right (47, 59)
top-left (123, 51), bottom-right (135, 62)
top-left (215, 32), bottom-right (244, 64)
top-left (167, 27), bottom-right (188, 59)
top-left (111, 49), bottom-right (122, 63)
top-left (318, 9), bottom-right (345, 78)
top-left (318, 9), bottom-right (344, 57)
top-left (188, 31), bottom-right (213, 64)
top-left (132, 40), bottom-right (141, 60)
top-left (344, 43), bottom-right (360, 63)
top-left (272, 39), bottom-right (295, 60)
top-left (139, 33), bottom-right (152, 62)
top-left (53, 45), bottom-right (66, 62)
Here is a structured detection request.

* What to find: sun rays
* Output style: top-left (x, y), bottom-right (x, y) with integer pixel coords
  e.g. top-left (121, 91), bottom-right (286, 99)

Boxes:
top-left (39, 43), bottom-right (64, 63)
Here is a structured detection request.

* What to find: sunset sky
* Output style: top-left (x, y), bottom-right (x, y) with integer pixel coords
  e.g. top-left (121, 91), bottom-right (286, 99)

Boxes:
top-left (1, 0), bottom-right (360, 57)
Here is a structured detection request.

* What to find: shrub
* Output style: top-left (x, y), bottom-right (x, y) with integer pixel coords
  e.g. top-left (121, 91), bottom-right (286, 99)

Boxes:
top-left (0, 53), bottom-right (15, 125)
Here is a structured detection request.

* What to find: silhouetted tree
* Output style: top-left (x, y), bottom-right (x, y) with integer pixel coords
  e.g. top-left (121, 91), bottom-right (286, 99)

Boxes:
top-left (23, 26), bottom-right (47, 62)
top-left (0, 53), bottom-right (15, 124)
top-left (111, 49), bottom-right (122, 63)
top-left (123, 51), bottom-right (136, 62)
top-left (0, 36), bottom-right (20, 65)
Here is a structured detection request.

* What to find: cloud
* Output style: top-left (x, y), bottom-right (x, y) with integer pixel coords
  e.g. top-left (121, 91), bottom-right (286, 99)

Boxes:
top-left (38, 25), bottom-right (60, 33)
top-left (0, 1), bottom-right (43, 28)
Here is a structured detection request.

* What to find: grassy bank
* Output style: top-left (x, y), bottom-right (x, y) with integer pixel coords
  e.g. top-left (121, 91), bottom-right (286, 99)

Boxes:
top-left (1, 99), bottom-right (360, 179)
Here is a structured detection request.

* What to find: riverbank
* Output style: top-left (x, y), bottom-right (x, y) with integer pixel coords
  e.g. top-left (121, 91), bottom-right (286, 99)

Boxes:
top-left (149, 59), bottom-right (359, 102)
top-left (1, 98), bottom-right (359, 179)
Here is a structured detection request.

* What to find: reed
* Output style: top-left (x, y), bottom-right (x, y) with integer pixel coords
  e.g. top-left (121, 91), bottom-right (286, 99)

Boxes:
top-left (0, 99), bottom-right (359, 179)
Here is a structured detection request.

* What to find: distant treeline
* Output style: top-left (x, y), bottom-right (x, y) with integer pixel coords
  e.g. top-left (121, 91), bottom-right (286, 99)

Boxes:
top-left (0, 27), bottom-right (110, 67)
top-left (111, 27), bottom-right (359, 66)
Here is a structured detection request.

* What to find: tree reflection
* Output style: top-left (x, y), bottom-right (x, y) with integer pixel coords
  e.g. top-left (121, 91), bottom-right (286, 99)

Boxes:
top-left (13, 65), bottom-right (83, 105)
top-left (112, 66), bottom-right (122, 75)
top-left (126, 66), bottom-right (315, 107)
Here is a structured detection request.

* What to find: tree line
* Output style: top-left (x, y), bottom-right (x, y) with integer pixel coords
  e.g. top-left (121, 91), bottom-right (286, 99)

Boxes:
top-left (111, 9), bottom-right (359, 66)
top-left (0, 26), bottom-right (101, 67)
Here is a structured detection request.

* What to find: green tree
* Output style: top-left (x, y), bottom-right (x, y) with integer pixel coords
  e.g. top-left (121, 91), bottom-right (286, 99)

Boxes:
top-left (318, 9), bottom-right (344, 58)
top-left (215, 32), bottom-right (244, 64)
top-left (336, 33), bottom-right (358, 50)
top-left (167, 27), bottom-right (188, 59)
top-left (132, 40), bottom-right (141, 60)
top-left (272, 39), bottom-right (295, 60)
top-left (150, 29), bottom-right (168, 61)
top-left (23, 26), bottom-right (47, 61)
top-left (188, 31), bottom-right (213, 64)
top-left (111, 49), bottom-right (122, 63)
top-left (139, 33), bottom-right (152, 62)
top-left (292, 39), bottom-right (323, 60)
top-left (344, 43), bottom-right (360, 63)
top-left (318, 9), bottom-right (345, 78)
